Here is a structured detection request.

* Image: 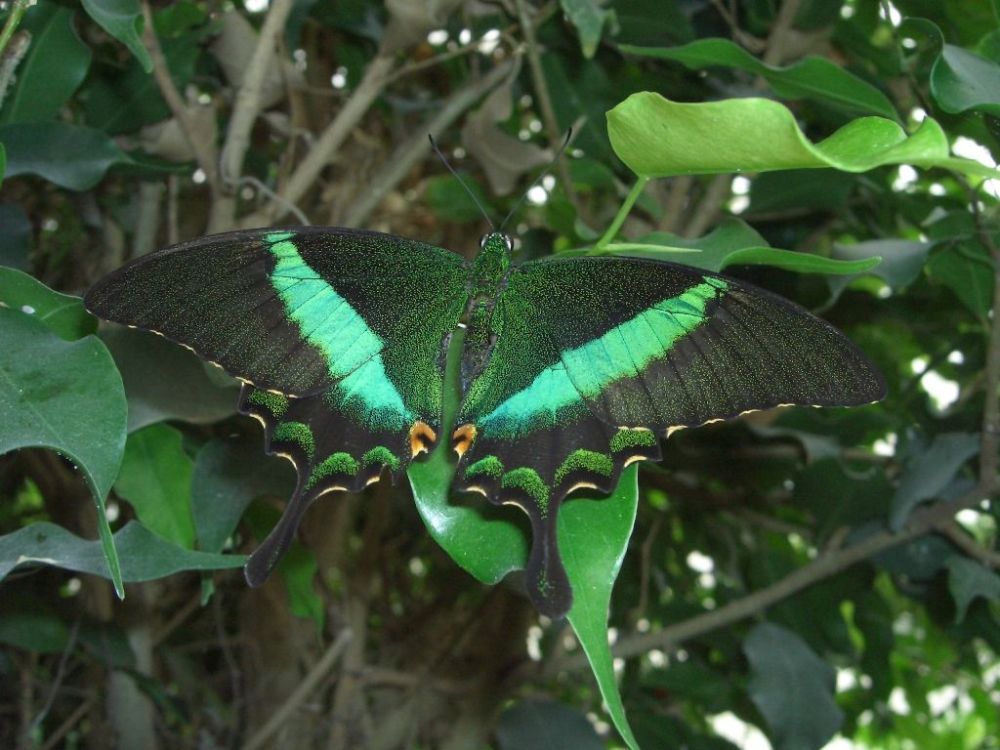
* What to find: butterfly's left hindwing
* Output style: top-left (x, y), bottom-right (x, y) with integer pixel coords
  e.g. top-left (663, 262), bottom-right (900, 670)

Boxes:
top-left (455, 256), bottom-right (885, 616)
top-left (86, 227), bottom-right (470, 584)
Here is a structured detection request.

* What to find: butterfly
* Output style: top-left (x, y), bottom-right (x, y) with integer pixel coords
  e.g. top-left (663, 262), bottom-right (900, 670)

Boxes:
top-left (85, 226), bottom-right (885, 617)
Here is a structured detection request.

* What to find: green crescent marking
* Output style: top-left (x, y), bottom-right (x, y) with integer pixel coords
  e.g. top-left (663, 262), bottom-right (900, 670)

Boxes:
top-left (610, 427), bottom-right (657, 453)
top-left (502, 467), bottom-right (549, 516)
top-left (465, 455), bottom-right (504, 481)
top-left (308, 452), bottom-right (359, 488)
top-left (554, 449), bottom-right (613, 485)
top-left (480, 278), bottom-right (727, 435)
top-left (248, 389), bottom-right (289, 417)
top-left (267, 233), bottom-right (413, 429)
top-left (362, 446), bottom-right (400, 471)
top-left (274, 421), bottom-right (315, 459)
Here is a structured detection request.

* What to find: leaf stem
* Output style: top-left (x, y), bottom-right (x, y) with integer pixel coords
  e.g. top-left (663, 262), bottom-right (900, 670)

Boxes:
top-left (0, 0), bottom-right (30, 60)
top-left (592, 176), bottom-right (649, 253)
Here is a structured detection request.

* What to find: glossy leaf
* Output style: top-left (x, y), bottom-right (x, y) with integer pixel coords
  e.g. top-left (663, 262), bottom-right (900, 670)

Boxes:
top-left (932, 44), bottom-right (1000, 116)
top-left (561, 0), bottom-right (614, 58)
top-left (114, 424), bottom-right (196, 549)
top-left (622, 39), bottom-right (897, 118)
top-left (82, 0), bottom-right (152, 72)
top-left (0, 266), bottom-right (96, 341)
top-left (565, 465), bottom-right (640, 750)
top-left (496, 699), bottom-right (605, 750)
top-left (101, 327), bottom-right (238, 433)
top-left (0, 521), bottom-right (243, 583)
top-left (606, 93), bottom-right (999, 180)
top-left (0, 307), bottom-right (126, 596)
top-left (946, 556), bottom-right (1000, 623)
top-left (744, 622), bottom-right (844, 750)
top-left (0, 2), bottom-right (92, 123)
top-left (826, 239), bottom-right (934, 303)
top-left (191, 438), bottom-right (295, 553)
top-left (926, 241), bottom-right (995, 320)
top-left (0, 122), bottom-right (137, 190)
top-left (0, 607), bottom-right (72, 654)
top-left (617, 219), bottom-right (881, 275)
top-left (0, 204), bottom-right (30, 269)
top-left (890, 433), bottom-right (980, 529)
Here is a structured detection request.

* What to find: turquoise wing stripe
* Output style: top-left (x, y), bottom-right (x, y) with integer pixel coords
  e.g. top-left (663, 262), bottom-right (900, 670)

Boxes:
top-left (267, 232), bottom-right (413, 427)
top-left (479, 278), bottom-right (726, 435)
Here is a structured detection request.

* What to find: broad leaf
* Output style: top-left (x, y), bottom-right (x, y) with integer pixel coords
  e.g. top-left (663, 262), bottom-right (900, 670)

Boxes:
top-left (0, 266), bottom-right (97, 341)
top-left (889, 433), bottom-right (980, 529)
top-left (0, 2), bottom-right (92, 123)
top-left (0, 122), bottom-right (137, 190)
top-left (0, 521), bottom-right (243, 583)
top-left (561, 0), bottom-right (614, 58)
top-left (606, 93), bottom-right (998, 180)
top-left (623, 39), bottom-right (897, 118)
top-left (744, 622), bottom-right (844, 750)
top-left (191, 437), bottom-right (295, 553)
top-left (0, 307), bottom-right (126, 596)
top-left (926, 241), bottom-right (995, 320)
top-left (931, 44), bottom-right (1000, 116)
top-left (82, 0), bottom-right (152, 72)
top-left (946, 556), bottom-right (1000, 622)
top-left (496, 699), bottom-right (605, 750)
top-left (114, 424), bottom-right (197, 549)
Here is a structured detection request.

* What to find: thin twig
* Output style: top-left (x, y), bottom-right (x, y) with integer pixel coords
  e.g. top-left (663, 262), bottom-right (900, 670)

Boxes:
top-left (341, 60), bottom-right (516, 227)
top-left (682, 174), bottom-right (731, 238)
top-left (514, 0), bottom-right (579, 210)
top-left (243, 629), bottom-right (352, 750)
top-left (141, 0), bottom-right (219, 192)
top-left (939, 522), bottom-right (1000, 569)
top-left (28, 618), bottom-right (81, 737)
top-left (762, 0), bottom-right (803, 66)
top-left (38, 695), bottom-right (96, 750)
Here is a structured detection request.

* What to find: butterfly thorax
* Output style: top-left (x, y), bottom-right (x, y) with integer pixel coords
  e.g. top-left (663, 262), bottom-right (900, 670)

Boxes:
top-left (459, 232), bottom-right (512, 391)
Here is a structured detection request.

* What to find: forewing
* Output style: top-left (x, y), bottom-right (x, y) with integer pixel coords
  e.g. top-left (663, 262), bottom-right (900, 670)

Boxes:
top-left (86, 227), bottom-right (470, 583)
top-left (454, 256), bottom-right (884, 616)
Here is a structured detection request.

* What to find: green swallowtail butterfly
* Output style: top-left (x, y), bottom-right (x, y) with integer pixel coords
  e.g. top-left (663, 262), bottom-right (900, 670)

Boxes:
top-left (85, 226), bottom-right (884, 617)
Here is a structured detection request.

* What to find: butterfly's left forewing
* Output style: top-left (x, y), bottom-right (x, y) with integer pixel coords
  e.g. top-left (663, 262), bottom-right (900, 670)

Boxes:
top-left (454, 256), bottom-right (885, 616)
top-left (86, 227), bottom-right (470, 583)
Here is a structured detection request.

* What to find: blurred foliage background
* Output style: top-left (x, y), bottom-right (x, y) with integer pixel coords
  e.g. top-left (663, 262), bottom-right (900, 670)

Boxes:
top-left (1, 0), bottom-right (999, 748)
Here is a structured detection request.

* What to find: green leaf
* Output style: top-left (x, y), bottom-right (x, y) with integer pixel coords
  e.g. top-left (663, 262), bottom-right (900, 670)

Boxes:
top-left (0, 142), bottom-right (5, 186)
top-left (946, 556), bottom-right (1000, 623)
top-left (0, 521), bottom-right (244, 583)
top-left (606, 92), bottom-right (999, 180)
top-left (565, 466), bottom-right (640, 750)
top-left (0, 122), bottom-right (137, 190)
top-left (826, 239), bottom-right (933, 303)
top-left (191, 438), bottom-right (295, 553)
top-left (926, 241), bottom-right (996, 320)
top-left (0, 204), bottom-right (32, 269)
top-left (932, 44), bottom-right (1000, 117)
top-left (890, 433), bottom-right (980, 529)
top-left (496, 699), bottom-right (605, 750)
top-left (0, 266), bottom-right (97, 340)
top-left (0, 603), bottom-right (71, 654)
top-left (0, 307), bottom-right (126, 596)
top-left (114, 424), bottom-right (196, 549)
top-left (748, 169), bottom-right (856, 214)
top-left (744, 622), bottom-right (844, 750)
top-left (604, 219), bottom-right (881, 275)
top-left (82, 0), bottom-right (152, 72)
top-left (101, 327), bottom-right (238, 433)
top-left (0, 2), bottom-right (92, 123)
top-left (561, 0), bottom-right (614, 58)
top-left (622, 39), bottom-right (897, 118)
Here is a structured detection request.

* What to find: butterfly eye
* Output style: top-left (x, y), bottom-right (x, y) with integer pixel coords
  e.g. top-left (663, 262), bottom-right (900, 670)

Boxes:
top-left (479, 235), bottom-right (489, 249)
top-left (503, 235), bottom-right (513, 252)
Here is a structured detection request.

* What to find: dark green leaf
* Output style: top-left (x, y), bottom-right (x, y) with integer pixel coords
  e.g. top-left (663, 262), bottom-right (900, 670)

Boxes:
top-left (0, 307), bottom-right (126, 596)
top-left (874, 533), bottom-right (957, 580)
top-left (0, 2), bottom-right (92, 123)
top-left (0, 608), bottom-right (71, 654)
top-left (606, 93), bottom-right (998, 179)
top-left (0, 204), bottom-right (32, 269)
top-left (932, 44), bottom-right (1000, 116)
top-left (946, 556), bottom-right (1000, 622)
top-left (191, 438), bottom-right (295, 553)
top-left (826, 240), bottom-right (933, 302)
top-left (0, 122), bottom-right (137, 190)
top-left (100, 327), bottom-right (238, 433)
top-left (496, 699), bottom-right (605, 750)
top-left (926, 241), bottom-right (995, 319)
top-left (748, 170), bottom-right (856, 214)
top-left (0, 521), bottom-right (244, 583)
top-left (0, 266), bottom-right (96, 340)
top-left (890, 433), bottom-right (979, 528)
top-left (82, 0), bottom-right (152, 72)
top-left (744, 622), bottom-right (844, 750)
top-left (114, 424), bottom-right (196, 549)
top-left (622, 39), bottom-right (897, 118)
top-left (561, 0), bottom-right (614, 58)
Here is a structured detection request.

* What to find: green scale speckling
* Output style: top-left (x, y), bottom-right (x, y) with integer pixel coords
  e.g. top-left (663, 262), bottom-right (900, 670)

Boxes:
top-left (274, 421), bottom-right (315, 459)
top-left (501, 468), bottom-right (550, 517)
top-left (308, 452), bottom-right (359, 488)
top-left (248, 389), bottom-right (289, 417)
top-left (610, 427), bottom-right (657, 453)
top-left (554, 449), bottom-right (613, 486)
top-left (464, 455), bottom-right (504, 481)
top-left (362, 446), bottom-right (400, 471)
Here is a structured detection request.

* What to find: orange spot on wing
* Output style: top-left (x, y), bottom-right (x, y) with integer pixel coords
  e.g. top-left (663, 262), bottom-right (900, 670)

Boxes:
top-left (409, 420), bottom-right (437, 457)
top-left (451, 423), bottom-right (477, 457)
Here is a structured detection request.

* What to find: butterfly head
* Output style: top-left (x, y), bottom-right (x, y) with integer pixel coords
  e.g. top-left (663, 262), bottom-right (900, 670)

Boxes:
top-left (472, 231), bottom-right (513, 286)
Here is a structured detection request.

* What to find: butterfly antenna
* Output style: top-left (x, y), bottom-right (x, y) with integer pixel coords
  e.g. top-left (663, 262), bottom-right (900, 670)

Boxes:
top-left (428, 134), bottom-right (495, 231)
top-left (498, 128), bottom-right (574, 233)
